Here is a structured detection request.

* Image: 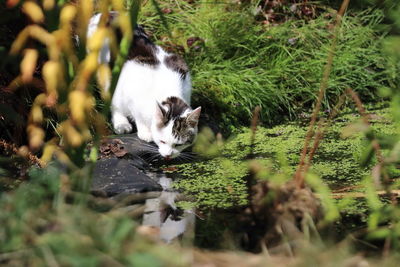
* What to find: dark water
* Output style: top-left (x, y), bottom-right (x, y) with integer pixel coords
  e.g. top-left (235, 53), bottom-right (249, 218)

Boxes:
top-left (143, 171), bottom-right (195, 243)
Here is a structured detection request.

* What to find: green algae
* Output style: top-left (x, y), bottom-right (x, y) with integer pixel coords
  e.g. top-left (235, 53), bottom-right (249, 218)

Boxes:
top-left (173, 158), bottom-right (249, 209)
top-left (172, 105), bottom-right (397, 209)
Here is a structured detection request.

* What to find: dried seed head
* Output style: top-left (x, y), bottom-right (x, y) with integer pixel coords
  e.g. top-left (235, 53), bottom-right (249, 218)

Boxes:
top-left (20, 48), bottom-right (38, 83)
top-left (69, 90), bottom-right (87, 125)
top-left (30, 105), bottom-right (43, 124)
top-left (41, 143), bottom-right (56, 163)
top-left (96, 64), bottom-right (111, 100)
top-left (87, 27), bottom-right (108, 51)
top-left (22, 2), bottom-right (44, 23)
top-left (58, 121), bottom-right (83, 147)
top-left (43, 61), bottom-right (61, 94)
top-left (43, 0), bottom-right (55, 10)
top-left (60, 5), bottom-right (77, 27)
top-left (27, 125), bottom-right (45, 150)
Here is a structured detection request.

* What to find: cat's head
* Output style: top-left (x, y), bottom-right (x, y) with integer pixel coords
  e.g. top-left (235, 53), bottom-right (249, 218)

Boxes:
top-left (151, 97), bottom-right (201, 160)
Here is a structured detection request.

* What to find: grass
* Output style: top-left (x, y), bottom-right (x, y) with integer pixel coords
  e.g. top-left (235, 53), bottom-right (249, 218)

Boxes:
top-left (140, 1), bottom-right (393, 132)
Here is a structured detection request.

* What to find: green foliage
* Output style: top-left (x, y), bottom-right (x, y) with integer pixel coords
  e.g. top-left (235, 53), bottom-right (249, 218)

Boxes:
top-left (343, 0), bottom-right (400, 249)
top-left (173, 105), bottom-right (395, 209)
top-left (141, 1), bottom-right (393, 130)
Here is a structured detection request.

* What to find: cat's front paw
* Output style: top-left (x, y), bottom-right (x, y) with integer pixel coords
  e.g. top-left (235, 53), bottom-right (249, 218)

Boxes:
top-left (137, 130), bottom-right (153, 142)
top-left (114, 123), bottom-right (133, 134)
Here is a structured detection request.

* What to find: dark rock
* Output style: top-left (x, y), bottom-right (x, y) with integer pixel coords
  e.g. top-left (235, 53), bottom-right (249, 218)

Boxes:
top-left (91, 134), bottom-right (162, 197)
top-left (98, 134), bottom-right (160, 169)
top-left (92, 157), bottom-right (162, 197)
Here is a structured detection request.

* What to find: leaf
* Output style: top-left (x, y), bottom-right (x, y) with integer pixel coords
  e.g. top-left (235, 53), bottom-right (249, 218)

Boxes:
top-left (127, 253), bottom-right (162, 267)
top-left (367, 227), bottom-right (390, 240)
top-left (89, 147), bottom-right (98, 163)
top-left (360, 142), bottom-right (375, 167)
top-left (113, 148), bottom-right (127, 158)
top-left (162, 166), bottom-right (178, 172)
top-left (367, 211), bottom-right (381, 230)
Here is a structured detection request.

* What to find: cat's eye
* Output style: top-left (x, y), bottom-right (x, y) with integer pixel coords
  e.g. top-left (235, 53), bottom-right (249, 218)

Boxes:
top-left (160, 140), bottom-right (166, 144)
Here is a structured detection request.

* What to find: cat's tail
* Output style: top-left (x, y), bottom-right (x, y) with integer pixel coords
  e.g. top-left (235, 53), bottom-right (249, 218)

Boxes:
top-left (86, 12), bottom-right (150, 63)
top-left (134, 24), bottom-right (149, 40)
top-left (85, 12), bottom-right (153, 93)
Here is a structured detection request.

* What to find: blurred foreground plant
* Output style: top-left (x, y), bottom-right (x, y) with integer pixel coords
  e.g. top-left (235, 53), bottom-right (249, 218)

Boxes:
top-left (8, 0), bottom-right (139, 167)
top-left (0, 162), bottom-right (190, 266)
top-left (0, 1), bottom-right (194, 265)
top-left (343, 0), bottom-right (400, 254)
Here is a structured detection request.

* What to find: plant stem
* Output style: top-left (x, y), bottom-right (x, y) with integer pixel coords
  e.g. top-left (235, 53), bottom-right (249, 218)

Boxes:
top-left (294, 0), bottom-right (350, 188)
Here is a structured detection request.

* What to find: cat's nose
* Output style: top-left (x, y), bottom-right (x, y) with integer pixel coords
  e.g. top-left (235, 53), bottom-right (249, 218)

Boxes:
top-left (164, 152), bottom-right (178, 160)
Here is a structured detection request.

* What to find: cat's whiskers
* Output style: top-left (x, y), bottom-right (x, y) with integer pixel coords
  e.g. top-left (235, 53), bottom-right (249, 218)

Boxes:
top-left (176, 151), bottom-right (196, 161)
top-left (145, 153), bottom-right (161, 163)
top-left (142, 147), bottom-right (158, 153)
top-left (138, 142), bottom-right (158, 152)
top-left (138, 141), bottom-right (156, 148)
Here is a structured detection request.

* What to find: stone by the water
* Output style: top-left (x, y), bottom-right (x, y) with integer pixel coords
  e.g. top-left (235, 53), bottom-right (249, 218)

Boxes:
top-left (92, 157), bottom-right (162, 197)
top-left (91, 134), bottom-right (162, 197)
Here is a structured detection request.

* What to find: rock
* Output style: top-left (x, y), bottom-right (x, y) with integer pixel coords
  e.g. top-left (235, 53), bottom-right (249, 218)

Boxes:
top-left (92, 157), bottom-right (162, 197)
top-left (98, 134), bottom-right (159, 169)
top-left (91, 134), bottom-right (162, 197)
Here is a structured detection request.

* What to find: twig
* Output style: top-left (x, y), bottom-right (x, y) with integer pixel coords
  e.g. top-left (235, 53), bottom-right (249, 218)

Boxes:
top-left (247, 106), bottom-right (261, 223)
top-left (345, 88), bottom-right (395, 204)
top-left (332, 184), bottom-right (363, 193)
top-left (294, 0), bottom-right (351, 188)
top-left (249, 106), bottom-right (261, 159)
top-left (345, 88), bottom-right (385, 165)
top-left (39, 246), bottom-right (60, 267)
top-left (345, 88), bottom-right (396, 256)
top-left (303, 93), bottom-right (346, 175)
top-left (317, 190), bottom-right (400, 199)
top-left (111, 191), bottom-right (162, 209)
top-left (348, 234), bottom-right (379, 250)
top-left (0, 139), bottom-right (44, 167)
top-left (383, 235), bottom-right (391, 258)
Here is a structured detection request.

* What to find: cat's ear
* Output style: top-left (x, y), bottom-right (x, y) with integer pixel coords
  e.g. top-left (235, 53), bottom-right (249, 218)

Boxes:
top-left (155, 102), bottom-right (166, 127)
top-left (186, 107), bottom-right (201, 127)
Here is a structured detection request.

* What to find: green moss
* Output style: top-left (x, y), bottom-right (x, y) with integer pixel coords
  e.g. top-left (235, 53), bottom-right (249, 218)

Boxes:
top-left (173, 105), bottom-right (396, 209)
top-left (174, 158), bottom-right (248, 209)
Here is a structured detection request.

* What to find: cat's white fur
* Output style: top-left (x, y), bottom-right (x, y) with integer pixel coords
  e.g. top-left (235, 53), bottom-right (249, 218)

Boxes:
top-left (112, 49), bottom-right (192, 137)
top-left (111, 49), bottom-right (194, 157)
top-left (87, 13), bottom-right (199, 159)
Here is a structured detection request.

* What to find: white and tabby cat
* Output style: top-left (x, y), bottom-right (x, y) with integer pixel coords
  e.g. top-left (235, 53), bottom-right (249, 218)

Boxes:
top-left (87, 13), bottom-right (201, 159)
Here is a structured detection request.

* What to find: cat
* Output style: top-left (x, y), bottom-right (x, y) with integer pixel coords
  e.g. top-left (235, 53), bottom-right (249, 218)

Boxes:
top-left (87, 13), bottom-right (201, 160)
